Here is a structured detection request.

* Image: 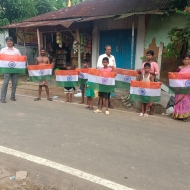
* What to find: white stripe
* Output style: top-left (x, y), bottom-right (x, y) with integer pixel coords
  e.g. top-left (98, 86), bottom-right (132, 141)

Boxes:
top-left (130, 87), bottom-right (161, 96)
top-left (116, 74), bottom-right (136, 83)
top-left (0, 60), bottom-right (26, 68)
top-left (88, 74), bottom-right (115, 85)
top-left (0, 146), bottom-right (134, 190)
top-left (79, 72), bottom-right (88, 79)
top-left (28, 69), bottom-right (52, 77)
top-left (169, 79), bottom-right (190, 88)
top-left (56, 75), bottom-right (78, 82)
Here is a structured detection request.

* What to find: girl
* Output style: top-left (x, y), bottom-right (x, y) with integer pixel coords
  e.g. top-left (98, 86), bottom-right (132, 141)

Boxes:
top-left (173, 54), bottom-right (190, 122)
top-left (137, 62), bottom-right (154, 117)
top-left (85, 81), bottom-right (95, 110)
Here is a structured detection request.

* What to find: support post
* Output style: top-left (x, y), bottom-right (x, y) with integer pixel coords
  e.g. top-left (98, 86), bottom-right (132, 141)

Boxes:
top-left (131, 22), bottom-right (135, 69)
top-left (157, 42), bottom-right (164, 79)
top-left (76, 29), bottom-right (81, 68)
top-left (37, 28), bottom-right (41, 55)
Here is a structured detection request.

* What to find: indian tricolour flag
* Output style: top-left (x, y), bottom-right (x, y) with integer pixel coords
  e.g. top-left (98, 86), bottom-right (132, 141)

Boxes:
top-left (88, 69), bottom-right (115, 92)
top-left (169, 72), bottom-right (190, 94)
top-left (130, 81), bottom-right (162, 103)
top-left (115, 68), bottom-right (138, 90)
top-left (55, 70), bottom-right (79, 87)
top-left (0, 54), bottom-right (26, 74)
top-left (78, 68), bottom-right (88, 85)
top-left (27, 65), bottom-right (52, 82)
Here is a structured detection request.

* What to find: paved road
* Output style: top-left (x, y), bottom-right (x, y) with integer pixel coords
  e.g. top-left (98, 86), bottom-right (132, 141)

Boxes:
top-left (0, 94), bottom-right (190, 190)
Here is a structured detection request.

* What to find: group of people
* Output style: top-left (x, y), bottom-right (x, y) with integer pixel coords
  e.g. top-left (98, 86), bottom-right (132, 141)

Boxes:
top-left (0, 37), bottom-right (190, 121)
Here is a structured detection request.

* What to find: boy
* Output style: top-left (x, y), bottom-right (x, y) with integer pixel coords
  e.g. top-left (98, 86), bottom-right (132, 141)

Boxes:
top-left (64, 62), bottom-right (75, 103)
top-left (137, 50), bottom-right (159, 114)
top-left (34, 48), bottom-right (52, 101)
top-left (94, 57), bottom-right (113, 115)
top-left (137, 63), bottom-right (154, 117)
top-left (79, 59), bottom-right (88, 104)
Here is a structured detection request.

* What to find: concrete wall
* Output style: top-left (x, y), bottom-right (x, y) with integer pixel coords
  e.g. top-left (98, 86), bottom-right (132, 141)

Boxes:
top-left (135, 15), bottom-right (145, 69)
top-left (0, 31), bottom-right (9, 48)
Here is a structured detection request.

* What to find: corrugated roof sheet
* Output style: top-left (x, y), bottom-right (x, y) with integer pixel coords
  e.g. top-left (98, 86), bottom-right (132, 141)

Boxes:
top-left (26, 0), bottom-right (172, 22)
top-left (3, 20), bottom-right (75, 29)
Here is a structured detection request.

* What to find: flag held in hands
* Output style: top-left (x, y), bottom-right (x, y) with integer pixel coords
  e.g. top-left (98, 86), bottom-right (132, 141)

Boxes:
top-left (130, 81), bottom-right (162, 103)
top-left (88, 69), bottom-right (115, 92)
top-left (115, 68), bottom-right (138, 90)
top-left (168, 72), bottom-right (190, 94)
top-left (0, 54), bottom-right (26, 74)
top-left (27, 64), bottom-right (52, 82)
top-left (78, 68), bottom-right (88, 85)
top-left (55, 70), bottom-right (79, 87)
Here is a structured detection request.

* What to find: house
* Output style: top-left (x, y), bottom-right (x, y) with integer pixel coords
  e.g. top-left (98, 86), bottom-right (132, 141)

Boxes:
top-left (2, 0), bottom-right (187, 77)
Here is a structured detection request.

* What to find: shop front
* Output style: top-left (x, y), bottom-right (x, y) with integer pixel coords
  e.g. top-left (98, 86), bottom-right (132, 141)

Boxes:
top-left (14, 21), bottom-right (93, 69)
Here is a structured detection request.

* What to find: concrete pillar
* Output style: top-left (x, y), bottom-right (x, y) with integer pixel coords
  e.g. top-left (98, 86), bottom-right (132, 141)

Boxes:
top-left (91, 23), bottom-right (99, 68)
top-left (135, 15), bottom-right (145, 69)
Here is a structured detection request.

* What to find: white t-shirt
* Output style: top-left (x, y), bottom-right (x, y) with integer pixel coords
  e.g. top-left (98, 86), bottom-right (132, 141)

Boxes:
top-left (97, 53), bottom-right (116, 69)
top-left (0, 47), bottom-right (21, 55)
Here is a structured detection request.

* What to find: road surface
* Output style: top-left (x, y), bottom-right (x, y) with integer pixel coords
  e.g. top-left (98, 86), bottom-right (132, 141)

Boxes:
top-left (0, 94), bottom-right (189, 190)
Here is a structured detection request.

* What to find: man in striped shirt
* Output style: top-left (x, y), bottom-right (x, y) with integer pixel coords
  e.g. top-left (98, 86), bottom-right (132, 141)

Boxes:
top-left (0, 37), bottom-right (21, 103)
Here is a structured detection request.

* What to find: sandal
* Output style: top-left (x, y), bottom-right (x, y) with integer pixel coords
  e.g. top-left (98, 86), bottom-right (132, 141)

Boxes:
top-left (94, 109), bottom-right (102, 113)
top-left (182, 118), bottom-right (188, 122)
top-left (144, 113), bottom-right (149, 118)
top-left (1, 100), bottom-right (6, 103)
top-left (139, 113), bottom-right (144, 117)
top-left (10, 98), bottom-right (16, 101)
top-left (34, 98), bottom-right (41, 101)
top-left (47, 98), bottom-right (52, 101)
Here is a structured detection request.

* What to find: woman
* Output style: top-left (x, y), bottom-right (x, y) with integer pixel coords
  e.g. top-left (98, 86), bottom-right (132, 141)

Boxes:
top-left (173, 54), bottom-right (190, 122)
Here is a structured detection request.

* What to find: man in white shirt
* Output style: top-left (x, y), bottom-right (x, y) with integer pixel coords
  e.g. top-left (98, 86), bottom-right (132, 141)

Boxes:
top-left (97, 45), bottom-right (116, 69)
top-left (1, 37), bottom-right (21, 103)
top-left (97, 45), bottom-right (116, 109)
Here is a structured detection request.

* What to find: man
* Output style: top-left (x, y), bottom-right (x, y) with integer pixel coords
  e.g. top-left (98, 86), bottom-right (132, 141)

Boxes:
top-left (97, 45), bottom-right (116, 108)
top-left (34, 48), bottom-right (52, 101)
top-left (97, 45), bottom-right (116, 69)
top-left (0, 37), bottom-right (21, 103)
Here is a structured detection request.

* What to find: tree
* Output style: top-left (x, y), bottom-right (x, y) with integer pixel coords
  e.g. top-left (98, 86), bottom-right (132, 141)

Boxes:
top-left (35, 0), bottom-right (56, 15)
top-left (0, 0), bottom-right (37, 27)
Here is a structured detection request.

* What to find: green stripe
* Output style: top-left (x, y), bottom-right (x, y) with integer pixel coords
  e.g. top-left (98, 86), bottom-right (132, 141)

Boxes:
top-left (169, 87), bottom-right (190, 94)
top-left (0, 68), bottom-right (26, 74)
top-left (29, 75), bottom-right (52, 82)
top-left (115, 81), bottom-right (130, 90)
top-left (56, 81), bottom-right (79, 87)
top-left (130, 94), bottom-right (161, 103)
top-left (79, 78), bottom-right (87, 85)
top-left (88, 82), bottom-right (115, 93)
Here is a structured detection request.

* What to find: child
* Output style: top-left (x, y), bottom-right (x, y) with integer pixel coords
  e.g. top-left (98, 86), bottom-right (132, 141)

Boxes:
top-left (94, 57), bottom-right (113, 115)
top-left (85, 81), bottom-right (95, 110)
top-left (79, 59), bottom-right (88, 104)
top-left (140, 50), bottom-right (159, 77)
top-left (34, 48), bottom-right (52, 101)
top-left (137, 63), bottom-right (154, 117)
top-left (137, 50), bottom-right (159, 115)
top-left (64, 62), bottom-right (75, 103)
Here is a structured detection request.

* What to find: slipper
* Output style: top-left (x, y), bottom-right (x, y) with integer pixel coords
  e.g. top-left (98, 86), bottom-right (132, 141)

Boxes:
top-left (182, 118), bottom-right (188, 122)
top-left (34, 98), bottom-right (41, 101)
top-left (94, 109), bottom-right (102, 113)
top-left (10, 98), bottom-right (16, 101)
top-left (47, 98), bottom-right (52, 101)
